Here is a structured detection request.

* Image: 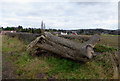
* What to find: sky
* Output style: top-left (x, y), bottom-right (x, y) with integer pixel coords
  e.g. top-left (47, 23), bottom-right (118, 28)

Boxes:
top-left (0, 0), bottom-right (119, 30)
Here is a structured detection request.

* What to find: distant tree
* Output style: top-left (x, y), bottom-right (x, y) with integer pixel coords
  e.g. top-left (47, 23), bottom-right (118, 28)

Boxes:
top-left (53, 29), bottom-right (57, 32)
top-left (34, 28), bottom-right (41, 34)
top-left (1, 27), bottom-right (3, 30)
top-left (4, 27), bottom-right (15, 31)
top-left (17, 25), bottom-right (23, 32)
top-left (31, 28), bottom-right (34, 33)
top-left (18, 25), bottom-right (23, 29)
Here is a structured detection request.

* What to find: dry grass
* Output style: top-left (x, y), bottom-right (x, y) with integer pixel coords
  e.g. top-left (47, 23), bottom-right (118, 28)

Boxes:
top-left (23, 58), bottom-right (50, 78)
top-left (2, 36), bottom-right (25, 53)
top-left (99, 35), bottom-right (119, 48)
top-left (2, 35), bottom-right (119, 79)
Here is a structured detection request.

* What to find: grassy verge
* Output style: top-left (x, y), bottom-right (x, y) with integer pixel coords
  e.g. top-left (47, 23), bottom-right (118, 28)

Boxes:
top-left (2, 35), bottom-right (118, 79)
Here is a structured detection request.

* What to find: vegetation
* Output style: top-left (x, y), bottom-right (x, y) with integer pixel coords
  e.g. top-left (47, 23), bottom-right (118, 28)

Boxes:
top-left (94, 44), bottom-right (118, 53)
top-left (0, 26), bottom-right (119, 35)
top-left (2, 35), bottom-right (119, 79)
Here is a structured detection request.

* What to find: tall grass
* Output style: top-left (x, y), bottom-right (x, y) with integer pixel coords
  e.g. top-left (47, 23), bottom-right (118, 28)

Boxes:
top-left (94, 44), bottom-right (118, 53)
top-left (2, 35), bottom-right (118, 79)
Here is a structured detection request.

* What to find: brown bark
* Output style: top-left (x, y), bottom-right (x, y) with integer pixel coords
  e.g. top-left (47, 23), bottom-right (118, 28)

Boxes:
top-left (27, 32), bottom-right (100, 62)
top-left (59, 35), bottom-right (91, 42)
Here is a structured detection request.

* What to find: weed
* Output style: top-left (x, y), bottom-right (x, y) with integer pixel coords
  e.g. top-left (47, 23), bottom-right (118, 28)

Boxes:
top-left (16, 69), bottom-right (23, 75)
top-left (94, 44), bottom-right (118, 53)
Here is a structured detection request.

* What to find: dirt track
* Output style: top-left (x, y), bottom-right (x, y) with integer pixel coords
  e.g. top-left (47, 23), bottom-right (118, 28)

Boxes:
top-left (2, 52), bottom-right (17, 79)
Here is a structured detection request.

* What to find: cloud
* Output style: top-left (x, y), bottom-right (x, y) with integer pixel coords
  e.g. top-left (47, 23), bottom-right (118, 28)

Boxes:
top-left (0, 1), bottom-right (118, 30)
top-left (1, 0), bottom-right (119, 2)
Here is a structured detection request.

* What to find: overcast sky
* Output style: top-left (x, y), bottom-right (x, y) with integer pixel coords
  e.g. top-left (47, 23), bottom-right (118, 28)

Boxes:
top-left (0, 0), bottom-right (118, 30)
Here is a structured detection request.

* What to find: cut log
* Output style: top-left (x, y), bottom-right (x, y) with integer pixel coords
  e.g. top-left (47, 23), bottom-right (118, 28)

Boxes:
top-left (44, 32), bottom-right (100, 49)
top-left (27, 35), bottom-right (45, 51)
top-left (27, 32), bottom-right (100, 62)
top-left (59, 35), bottom-right (91, 42)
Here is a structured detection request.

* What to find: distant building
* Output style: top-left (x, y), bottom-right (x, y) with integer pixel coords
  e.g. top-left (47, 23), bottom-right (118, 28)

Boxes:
top-left (1, 31), bottom-right (16, 35)
top-left (52, 32), bottom-right (67, 36)
top-left (61, 32), bottom-right (67, 35)
top-left (52, 32), bottom-right (60, 36)
top-left (71, 31), bottom-right (77, 35)
top-left (101, 31), bottom-right (109, 35)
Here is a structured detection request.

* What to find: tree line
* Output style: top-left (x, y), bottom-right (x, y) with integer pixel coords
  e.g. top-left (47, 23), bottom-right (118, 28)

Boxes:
top-left (0, 25), bottom-right (65, 34)
top-left (0, 26), bottom-right (119, 35)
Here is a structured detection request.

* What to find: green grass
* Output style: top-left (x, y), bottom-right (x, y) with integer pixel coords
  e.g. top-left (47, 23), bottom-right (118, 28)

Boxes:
top-left (94, 44), bottom-right (118, 53)
top-left (101, 34), bottom-right (120, 36)
top-left (2, 35), bottom-right (118, 79)
top-left (99, 35), bottom-right (119, 48)
top-left (44, 53), bottom-right (114, 79)
top-left (46, 56), bottom-right (81, 73)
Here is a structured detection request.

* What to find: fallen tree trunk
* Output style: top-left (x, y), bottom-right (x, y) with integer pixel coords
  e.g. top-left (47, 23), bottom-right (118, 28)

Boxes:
top-left (59, 35), bottom-right (91, 42)
top-left (27, 32), bottom-right (100, 62)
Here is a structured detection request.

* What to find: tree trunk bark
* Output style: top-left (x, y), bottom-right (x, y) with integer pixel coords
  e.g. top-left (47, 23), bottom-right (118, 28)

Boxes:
top-left (59, 34), bottom-right (91, 42)
top-left (27, 32), bottom-right (100, 62)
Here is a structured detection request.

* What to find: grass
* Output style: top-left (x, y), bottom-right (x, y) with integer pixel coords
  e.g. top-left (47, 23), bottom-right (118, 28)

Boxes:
top-left (46, 56), bottom-right (81, 73)
top-left (46, 55), bottom-right (111, 79)
top-left (94, 44), bottom-right (118, 53)
top-left (99, 35), bottom-right (119, 48)
top-left (101, 34), bottom-right (120, 36)
top-left (2, 35), bottom-right (119, 79)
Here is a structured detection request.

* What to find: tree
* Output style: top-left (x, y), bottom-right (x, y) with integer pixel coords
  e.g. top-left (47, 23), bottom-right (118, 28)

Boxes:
top-left (27, 32), bottom-right (100, 62)
top-left (17, 25), bottom-right (23, 32)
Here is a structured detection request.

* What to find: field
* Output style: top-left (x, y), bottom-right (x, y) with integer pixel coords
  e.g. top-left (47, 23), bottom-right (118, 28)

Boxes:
top-left (2, 34), bottom-right (119, 79)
